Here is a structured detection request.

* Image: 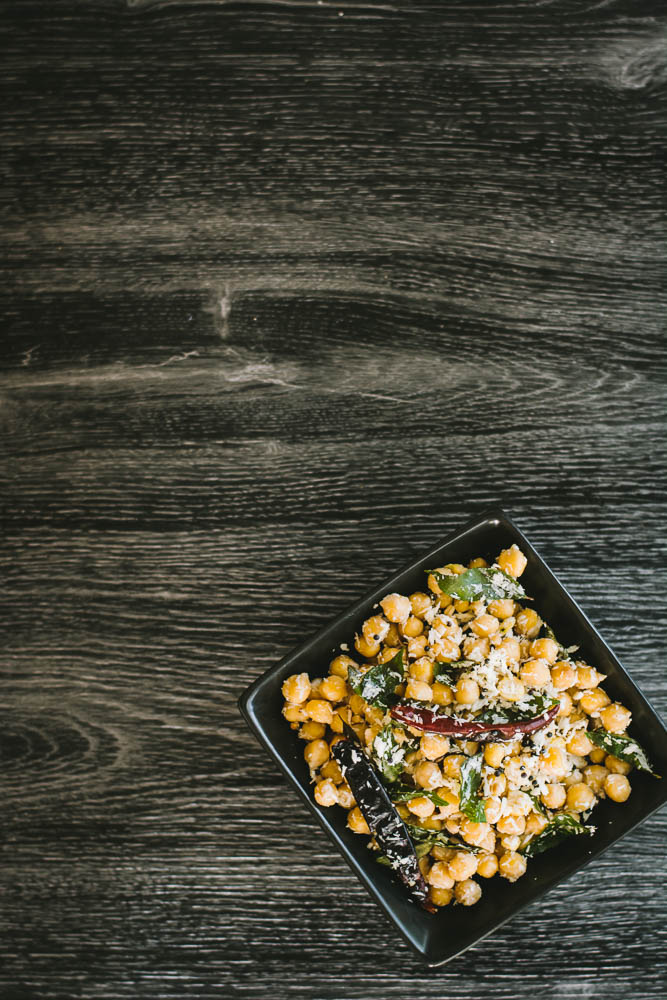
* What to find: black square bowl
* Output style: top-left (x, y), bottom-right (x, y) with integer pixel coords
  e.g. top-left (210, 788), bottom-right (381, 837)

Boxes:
top-left (238, 509), bottom-right (667, 966)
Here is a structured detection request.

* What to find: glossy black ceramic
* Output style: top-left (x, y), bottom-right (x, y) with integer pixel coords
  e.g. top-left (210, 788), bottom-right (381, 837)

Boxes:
top-left (238, 509), bottom-right (667, 966)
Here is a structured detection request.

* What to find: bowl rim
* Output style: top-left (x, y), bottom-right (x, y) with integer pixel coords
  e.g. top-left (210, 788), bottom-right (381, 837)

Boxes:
top-left (238, 506), bottom-right (667, 965)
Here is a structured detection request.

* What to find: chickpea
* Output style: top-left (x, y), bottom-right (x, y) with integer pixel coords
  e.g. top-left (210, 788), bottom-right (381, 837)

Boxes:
top-left (455, 878), bottom-right (482, 906)
top-left (420, 732), bottom-right (451, 760)
top-left (354, 634), bottom-right (380, 658)
top-left (496, 813), bottom-right (526, 836)
top-left (434, 788), bottom-right (459, 810)
top-left (414, 760), bottom-right (443, 790)
top-left (558, 692), bottom-right (573, 718)
top-left (455, 675), bottom-right (480, 705)
top-left (477, 853), bottom-right (499, 878)
top-left (499, 636), bottom-right (521, 662)
top-left (525, 812), bottom-right (548, 835)
top-left (589, 747), bottom-right (606, 764)
top-left (453, 599), bottom-right (470, 613)
top-left (345, 692), bottom-right (363, 714)
top-left (377, 645), bottom-right (401, 664)
top-left (506, 790), bottom-right (533, 816)
top-left (442, 754), bottom-right (466, 779)
top-left (347, 806), bottom-right (370, 834)
top-left (485, 773), bottom-right (507, 797)
top-left (362, 615), bottom-right (389, 645)
top-left (551, 660), bottom-right (578, 690)
top-left (566, 782), bottom-right (596, 812)
top-left (496, 545), bottom-right (527, 578)
top-left (427, 862), bottom-right (455, 889)
top-left (419, 815), bottom-right (443, 831)
top-left (329, 654), bottom-right (356, 679)
top-left (460, 819), bottom-right (491, 847)
top-left (407, 796), bottom-right (436, 818)
top-left (484, 742), bottom-right (509, 769)
top-left (502, 756), bottom-right (525, 786)
top-left (488, 598), bottom-right (515, 620)
top-left (299, 721), bottom-right (326, 741)
top-left (283, 703), bottom-right (309, 723)
top-left (364, 704), bottom-right (384, 726)
top-left (470, 614), bottom-right (500, 638)
top-left (403, 615), bottom-right (425, 638)
top-left (410, 591), bottom-right (432, 617)
top-left (407, 635), bottom-right (429, 659)
top-left (540, 745), bottom-right (568, 778)
top-left (320, 759), bottom-right (343, 783)
top-left (447, 851), bottom-right (478, 881)
top-left (418, 856), bottom-right (431, 878)
top-left (385, 623), bottom-right (401, 646)
top-left (314, 778), bottom-right (338, 807)
top-left (409, 657), bottom-right (435, 684)
top-left (337, 784), bottom-right (355, 809)
top-left (479, 829), bottom-right (497, 853)
top-left (282, 672), bottom-right (311, 705)
top-left (566, 730), bottom-right (594, 756)
top-left (405, 679), bottom-right (433, 702)
top-left (433, 637), bottom-right (461, 663)
top-left (306, 699), bottom-right (334, 725)
top-left (469, 557), bottom-right (488, 569)
top-left (500, 834), bottom-right (522, 852)
top-left (576, 665), bottom-right (604, 689)
top-left (429, 887), bottom-right (453, 907)
top-left (462, 636), bottom-right (490, 661)
top-left (483, 797), bottom-right (502, 824)
top-left (541, 783), bottom-right (567, 809)
top-left (604, 772), bottom-right (631, 802)
top-left (519, 658), bottom-right (552, 688)
top-left (605, 754), bottom-right (632, 775)
top-left (528, 637), bottom-right (559, 664)
top-left (304, 739), bottom-right (330, 769)
top-left (445, 812), bottom-right (463, 834)
top-left (515, 608), bottom-right (542, 638)
top-left (580, 689), bottom-right (611, 715)
top-left (497, 675), bottom-right (526, 703)
top-left (432, 681), bottom-right (454, 705)
top-left (581, 764), bottom-right (607, 794)
top-left (319, 675), bottom-right (347, 702)
top-left (599, 703), bottom-right (632, 734)
top-left (380, 593), bottom-right (411, 624)
top-left (498, 851), bottom-right (527, 882)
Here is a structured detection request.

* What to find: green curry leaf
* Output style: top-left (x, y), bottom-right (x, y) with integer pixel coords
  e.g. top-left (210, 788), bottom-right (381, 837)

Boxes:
top-left (522, 813), bottom-right (595, 856)
top-left (477, 691), bottom-right (559, 725)
top-left (588, 729), bottom-right (656, 776)
top-left (459, 753), bottom-right (487, 823)
top-left (386, 782), bottom-right (451, 808)
top-left (405, 822), bottom-right (481, 855)
top-left (348, 648), bottom-right (405, 709)
top-left (431, 567), bottom-right (526, 603)
top-left (371, 724), bottom-right (407, 783)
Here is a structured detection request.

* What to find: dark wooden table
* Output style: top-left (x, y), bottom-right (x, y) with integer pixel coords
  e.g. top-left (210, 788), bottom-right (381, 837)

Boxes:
top-left (2, 1), bottom-right (666, 997)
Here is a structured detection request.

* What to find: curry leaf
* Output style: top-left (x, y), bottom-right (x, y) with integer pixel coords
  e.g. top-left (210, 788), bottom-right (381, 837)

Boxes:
top-left (431, 567), bottom-right (526, 603)
top-left (588, 729), bottom-right (656, 775)
top-left (433, 659), bottom-right (476, 686)
top-left (458, 753), bottom-right (486, 823)
top-left (386, 782), bottom-right (451, 808)
top-left (477, 691), bottom-right (559, 726)
top-left (522, 813), bottom-right (595, 856)
top-left (405, 822), bottom-right (481, 855)
top-left (372, 724), bottom-right (407, 782)
top-left (348, 648), bottom-right (405, 709)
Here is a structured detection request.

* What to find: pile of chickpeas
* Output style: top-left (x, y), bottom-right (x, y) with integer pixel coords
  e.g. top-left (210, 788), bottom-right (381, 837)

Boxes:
top-left (281, 544), bottom-right (635, 909)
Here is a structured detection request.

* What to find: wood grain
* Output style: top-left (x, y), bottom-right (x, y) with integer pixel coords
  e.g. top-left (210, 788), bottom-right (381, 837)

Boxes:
top-left (1, 0), bottom-right (666, 997)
